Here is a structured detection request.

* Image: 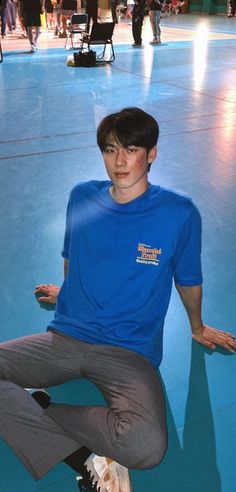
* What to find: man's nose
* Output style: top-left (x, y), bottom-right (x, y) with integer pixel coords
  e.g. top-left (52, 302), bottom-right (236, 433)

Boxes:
top-left (116, 148), bottom-right (126, 166)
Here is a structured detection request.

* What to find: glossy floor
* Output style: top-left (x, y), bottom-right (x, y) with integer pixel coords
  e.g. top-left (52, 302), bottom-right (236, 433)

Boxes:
top-left (0, 12), bottom-right (236, 492)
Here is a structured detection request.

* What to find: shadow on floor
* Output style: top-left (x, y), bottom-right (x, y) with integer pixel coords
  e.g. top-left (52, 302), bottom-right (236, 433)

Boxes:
top-left (131, 341), bottom-right (222, 491)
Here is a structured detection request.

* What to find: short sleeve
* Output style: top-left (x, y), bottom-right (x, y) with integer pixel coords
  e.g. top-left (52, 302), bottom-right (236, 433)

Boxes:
top-left (172, 204), bottom-right (203, 286)
top-left (61, 195), bottom-right (72, 259)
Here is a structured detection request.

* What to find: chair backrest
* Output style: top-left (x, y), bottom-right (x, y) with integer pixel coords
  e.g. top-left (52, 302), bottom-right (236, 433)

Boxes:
top-left (90, 22), bottom-right (115, 42)
top-left (70, 13), bottom-right (88, 27)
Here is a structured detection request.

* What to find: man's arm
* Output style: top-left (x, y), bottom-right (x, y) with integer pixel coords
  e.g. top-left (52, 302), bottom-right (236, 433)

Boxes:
top-left (35, 259), bottom-right (69, 305)
top-left (175, 284), bottom-right (236, 353)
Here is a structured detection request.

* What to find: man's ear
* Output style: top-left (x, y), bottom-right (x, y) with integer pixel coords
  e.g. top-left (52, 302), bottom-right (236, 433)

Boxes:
top-left (147, 146), bottom-right (157, 164)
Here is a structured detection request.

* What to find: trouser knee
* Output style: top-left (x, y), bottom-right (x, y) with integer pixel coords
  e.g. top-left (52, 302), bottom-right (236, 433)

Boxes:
top-left (115, 418), bottom-right (167, 470)
top-left (129, 430), bottom-right (167, 469)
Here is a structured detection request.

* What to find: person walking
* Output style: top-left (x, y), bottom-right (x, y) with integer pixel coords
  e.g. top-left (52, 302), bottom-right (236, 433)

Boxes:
top-left (22, 0), bottom-right (43, 52)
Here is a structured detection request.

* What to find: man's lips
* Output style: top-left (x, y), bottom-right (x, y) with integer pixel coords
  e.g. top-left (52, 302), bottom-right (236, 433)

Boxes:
top-left (114, 172), bottom-right (129, 178)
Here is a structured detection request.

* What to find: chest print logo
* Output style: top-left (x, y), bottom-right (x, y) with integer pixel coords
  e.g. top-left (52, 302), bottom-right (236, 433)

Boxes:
top-left (136, 243), bottom-right (162, 266)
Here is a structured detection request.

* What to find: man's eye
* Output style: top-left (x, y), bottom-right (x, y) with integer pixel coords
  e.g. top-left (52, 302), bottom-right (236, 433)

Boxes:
top-left (105, 147), bottom-right (115, 153)
top-left (127, 147), bottom-right (137, 153)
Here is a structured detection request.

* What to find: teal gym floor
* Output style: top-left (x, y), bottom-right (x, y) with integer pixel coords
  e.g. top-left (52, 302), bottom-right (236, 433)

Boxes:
top-left (0, 12), bottom-right (236, 492)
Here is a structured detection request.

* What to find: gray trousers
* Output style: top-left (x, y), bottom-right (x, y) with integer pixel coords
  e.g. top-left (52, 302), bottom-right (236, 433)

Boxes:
top-left (0, 331), bottom-right (167, 480)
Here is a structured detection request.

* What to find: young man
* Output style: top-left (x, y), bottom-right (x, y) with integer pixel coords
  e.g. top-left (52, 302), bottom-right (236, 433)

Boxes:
top-left (0, 108), bottom-right (235, 492)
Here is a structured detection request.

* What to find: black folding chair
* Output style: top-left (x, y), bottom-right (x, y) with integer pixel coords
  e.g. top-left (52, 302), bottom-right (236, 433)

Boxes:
top-left (65, 13), bottom-right (88, 49)
top-left (81, 22), bottom-right (115, 63)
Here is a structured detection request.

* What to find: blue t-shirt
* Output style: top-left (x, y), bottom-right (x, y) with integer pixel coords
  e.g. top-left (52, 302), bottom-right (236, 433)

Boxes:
top-left (49, 181), bottom-right (203, 368)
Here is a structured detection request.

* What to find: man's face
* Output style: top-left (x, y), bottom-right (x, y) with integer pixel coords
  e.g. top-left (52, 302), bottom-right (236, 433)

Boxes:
top-left (103, 137), bottom-right (157, 193)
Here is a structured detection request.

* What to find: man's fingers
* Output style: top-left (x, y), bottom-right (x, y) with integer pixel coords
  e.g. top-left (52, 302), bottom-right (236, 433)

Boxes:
top-left (35, 284), bottom-right (53, 290)
top-left (222, 331), bottom-right (235, 339)
top-left (213, 335), bottom-right (236, 351)
top-left (35, 285), bottom-right (49, 292)
top-left (202, 336), bottom-right (235, 353)
top-left (203, 340), bottom-right (216, 350)
top-left (193, 326), bottom-right (236, 353)
top-left (222, 341), bottom-right (236, 353)
top-left (37, 295), bottom-right (57, 305)
top-left (192, 334), bottom-right (215, 350)
top-left (37, 296), bottom-right (49, 302)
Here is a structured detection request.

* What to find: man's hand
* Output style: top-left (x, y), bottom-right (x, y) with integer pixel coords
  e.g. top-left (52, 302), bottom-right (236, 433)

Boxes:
top-left (175, 284), bottom-right (236, 354)
top-left (35, 284), bottom-right (60, 305)
top-left (192, 324), bottom-right (236, 353)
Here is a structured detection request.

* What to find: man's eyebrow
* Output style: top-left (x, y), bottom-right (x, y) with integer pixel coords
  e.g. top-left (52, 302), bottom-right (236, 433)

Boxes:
top-left (105, 142), bottom-right (116, 147)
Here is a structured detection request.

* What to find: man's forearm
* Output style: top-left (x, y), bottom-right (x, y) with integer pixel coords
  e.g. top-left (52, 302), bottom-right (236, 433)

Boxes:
top-left (175, 284), bottom-right (204, 334)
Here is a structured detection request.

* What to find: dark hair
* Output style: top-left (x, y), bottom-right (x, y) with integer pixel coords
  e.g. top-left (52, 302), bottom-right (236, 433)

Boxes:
top-left (97, 107), bottom-right (159, 153)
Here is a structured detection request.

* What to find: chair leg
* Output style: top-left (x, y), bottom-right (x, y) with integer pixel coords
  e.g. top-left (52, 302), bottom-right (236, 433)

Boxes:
top-left (95, 42), bottom-right (115, 63)
top-left (105, 42), bottom-right (115, 63)
top-left (96, 44), bottom-right (106, 62)
top-left (110, 42), bottom-right (115, 62)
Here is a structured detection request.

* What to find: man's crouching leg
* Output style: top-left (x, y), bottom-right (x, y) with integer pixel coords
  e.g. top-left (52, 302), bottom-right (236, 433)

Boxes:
top-left (46, 344), bottom-right (168, 472)
top-left (0, 380), bottom-right (82, 480)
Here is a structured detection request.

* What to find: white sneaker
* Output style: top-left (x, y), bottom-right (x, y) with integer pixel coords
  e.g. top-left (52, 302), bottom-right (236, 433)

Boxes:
top-left (76, 454), bottom-right (133, 491)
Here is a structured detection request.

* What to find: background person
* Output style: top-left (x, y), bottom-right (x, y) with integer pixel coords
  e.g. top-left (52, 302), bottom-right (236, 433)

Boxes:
top-left (6, 0), bottom-right (17, 31)
top-left (147, 0), bottom-right (163, 44)
top-left (110, 0), bottom-right (118, 23)
top-left (22, 0), bottom-right (43, 52)
top-left (126, 0), bottom-right (134, 18)
top-left (44, 0), bottom-right (54, 28)
top-left (132, 0), bottom-right (146, 46)
top-left (16, 0), bottom-right (27, 37)
top-left (59, 0), bottom-right (77, 37)
top-left (85, 0), bottom-right (98, 33)
top-left (228, 0), bottom-right (235, 16)
top-left (51, 0), bottom-right (61, 36)
top-left (0, 0), bottom-right (7, 37)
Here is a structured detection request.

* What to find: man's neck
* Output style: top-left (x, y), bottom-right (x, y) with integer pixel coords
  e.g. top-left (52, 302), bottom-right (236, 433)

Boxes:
top-left (109, 183), bottom-right (149, 204)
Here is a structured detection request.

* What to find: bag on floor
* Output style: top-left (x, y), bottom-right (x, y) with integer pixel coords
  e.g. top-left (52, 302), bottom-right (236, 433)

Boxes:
top-left (74, 50), bottom-right (96, 68)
